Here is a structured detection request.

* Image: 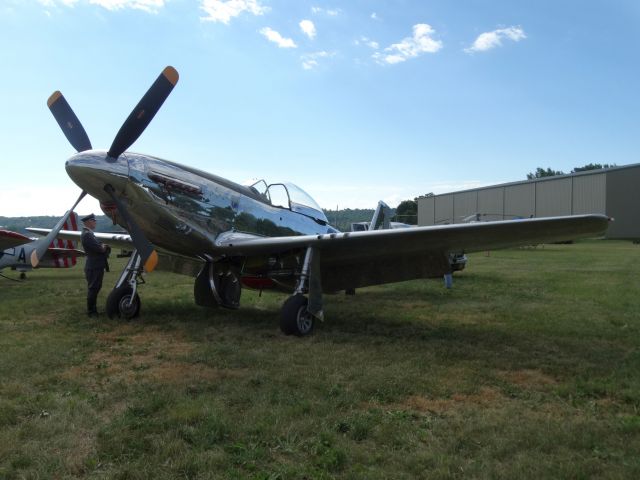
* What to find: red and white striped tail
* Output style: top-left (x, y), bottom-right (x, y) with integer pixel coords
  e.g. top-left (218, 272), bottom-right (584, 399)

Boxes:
top-left (49, 211), bottom-right (79, 268)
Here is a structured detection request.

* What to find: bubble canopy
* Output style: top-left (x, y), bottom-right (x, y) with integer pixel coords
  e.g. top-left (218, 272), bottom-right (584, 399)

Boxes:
top-left (245, 179), bottom-right (327, 223)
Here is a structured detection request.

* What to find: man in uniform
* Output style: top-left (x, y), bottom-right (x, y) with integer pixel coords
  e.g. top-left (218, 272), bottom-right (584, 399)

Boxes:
top-left (80, 214), bottom-right (110, 316)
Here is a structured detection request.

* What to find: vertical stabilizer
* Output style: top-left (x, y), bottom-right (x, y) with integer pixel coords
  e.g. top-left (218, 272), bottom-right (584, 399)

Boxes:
top-left (369, 201), bottom-right (393, 230)
top-left (49, 212), bottom-right (79, 267)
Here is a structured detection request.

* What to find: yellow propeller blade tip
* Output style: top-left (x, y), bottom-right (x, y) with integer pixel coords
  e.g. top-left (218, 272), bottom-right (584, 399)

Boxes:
top-left (144, 250), bottom-right (159, 273)
top-left (162, 66), bottom-right (179, 86)
top-left (47, 91), bottom-right (62, 108)
top-left (30, 250), bottom-right (40, 268)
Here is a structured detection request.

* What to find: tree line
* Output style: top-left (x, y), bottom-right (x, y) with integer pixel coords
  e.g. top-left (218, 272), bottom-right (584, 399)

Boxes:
top-left (526, 163), bottom-right (616, 180)
top-left (0, 215), bottom-right (121, 236)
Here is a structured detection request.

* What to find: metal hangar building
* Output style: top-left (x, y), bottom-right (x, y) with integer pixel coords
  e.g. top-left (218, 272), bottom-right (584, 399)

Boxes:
top-left (417, 163), bottom-right (640, 239)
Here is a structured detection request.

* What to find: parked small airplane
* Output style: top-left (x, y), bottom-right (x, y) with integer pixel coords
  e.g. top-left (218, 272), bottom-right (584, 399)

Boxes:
top-left (38, 66), bottom-right (609, 335)
top-left (1, 192), bottom-right (86, 279)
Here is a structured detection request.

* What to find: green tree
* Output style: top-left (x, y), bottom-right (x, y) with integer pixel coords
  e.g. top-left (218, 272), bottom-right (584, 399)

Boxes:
top-left (394, 200), bottom-right (418, 225)
top-left (571, 163), bottom-right (616, 173)
top-left (526, 167), bottom-right (565, 180)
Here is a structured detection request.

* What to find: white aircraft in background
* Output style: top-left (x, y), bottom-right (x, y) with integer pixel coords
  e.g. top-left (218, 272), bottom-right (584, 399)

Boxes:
top-left (1, 192), bottom-right (86, 279)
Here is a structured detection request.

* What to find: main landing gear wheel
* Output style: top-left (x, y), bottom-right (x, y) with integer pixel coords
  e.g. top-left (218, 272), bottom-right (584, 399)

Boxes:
top-left (280, 294), bottom-right (315, 337)
top-left (106, 285), bottom-right (141, 320)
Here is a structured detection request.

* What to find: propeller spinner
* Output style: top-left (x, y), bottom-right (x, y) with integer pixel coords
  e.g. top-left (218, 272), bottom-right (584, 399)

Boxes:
top-left (47, 66), bottom-right (180, 272)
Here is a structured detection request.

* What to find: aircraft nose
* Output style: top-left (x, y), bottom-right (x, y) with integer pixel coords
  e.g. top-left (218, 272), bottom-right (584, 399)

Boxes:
top-left (65, 150), bottom-right (129, 200)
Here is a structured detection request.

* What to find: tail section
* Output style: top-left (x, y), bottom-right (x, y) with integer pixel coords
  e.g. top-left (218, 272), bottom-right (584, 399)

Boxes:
top-left (369, 201), bottom-right (393, 231)
top-left (49, 211), bottom-right (79, 268)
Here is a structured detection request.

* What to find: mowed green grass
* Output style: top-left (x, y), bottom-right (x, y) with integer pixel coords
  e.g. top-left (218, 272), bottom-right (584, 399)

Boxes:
top-left (0, 240), bottom-right (639, 479)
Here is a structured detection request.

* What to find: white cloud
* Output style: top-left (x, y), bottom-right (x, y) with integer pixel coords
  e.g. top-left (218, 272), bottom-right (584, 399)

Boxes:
top-left (465, 26), bottom-right (526, 53)
top-left (38, 0), bottom-right (79, 6)
top-left (90, 0), bottom-right (165, 12)
top-left (374, 24), bottom-right (442, 65)
top-left (260, 27), bottom-right (297, 48)
top-left (370, 12), bottom-right (378, 20)
top-left (355, 36), bottom-right (379, 49)
top-left (38, 0), bottom-right (164, 12)
top-left (301, 50), bottom-right (334, 70)
top-left (200, 0), bottom-right (268, 24)
top-left (299, 19), bottom-right (316, 39)
top-left (311, 6), bottom-right (340, 16)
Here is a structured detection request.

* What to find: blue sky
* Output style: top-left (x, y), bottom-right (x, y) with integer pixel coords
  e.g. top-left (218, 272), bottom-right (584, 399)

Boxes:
top-left (0, 0), bottom-right (638, 216)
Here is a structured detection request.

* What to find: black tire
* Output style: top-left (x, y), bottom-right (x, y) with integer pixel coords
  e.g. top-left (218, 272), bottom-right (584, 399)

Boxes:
top-left (280, 294), bottom-right (314, 336)
top-left (219, 272), bottom-right (241, 309)
top-left (106, 285), bottom-right (141, 320)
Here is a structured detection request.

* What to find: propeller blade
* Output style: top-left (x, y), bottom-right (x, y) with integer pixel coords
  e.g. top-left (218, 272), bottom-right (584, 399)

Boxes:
top-left (31, 190), bottom-right (87, 268)
top-left (47, 91), bottom-right (93, 152)
top-left (107, 66), bottom-right (179, 159)
top-left (103, 185), bottom-right (158, 273)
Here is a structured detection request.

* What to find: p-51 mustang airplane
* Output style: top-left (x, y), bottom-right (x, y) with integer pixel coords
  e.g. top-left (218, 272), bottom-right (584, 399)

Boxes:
top-left (36, 66), bottom-right (609, 335)
top-left (1, 192), bottom-right (86, 279)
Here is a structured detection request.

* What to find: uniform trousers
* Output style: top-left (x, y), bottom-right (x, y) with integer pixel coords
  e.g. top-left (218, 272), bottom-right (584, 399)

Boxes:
top-left (85, 267), bottom-right (104, 314)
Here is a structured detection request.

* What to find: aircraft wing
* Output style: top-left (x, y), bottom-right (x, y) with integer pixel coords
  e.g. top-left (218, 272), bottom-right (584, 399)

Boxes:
top-left (26, 228), bottom-right (133, 249)
top-left (27, 214), bottom-right (610, 291)
top-left (215, 214), bottom-right (610, 291)
top-left (0, 230), bottom-right (31, 250)
top-left (44, 247), bottom-right (86, 258)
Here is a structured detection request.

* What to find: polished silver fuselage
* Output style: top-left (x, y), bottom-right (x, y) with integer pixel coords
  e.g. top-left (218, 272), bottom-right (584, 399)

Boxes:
top-left (65, 150), bottom-right (336, 259)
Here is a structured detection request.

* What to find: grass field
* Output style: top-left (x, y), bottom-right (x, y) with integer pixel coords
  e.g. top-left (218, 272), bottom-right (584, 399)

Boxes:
top-left (1, 240), bottom-right (639, 479)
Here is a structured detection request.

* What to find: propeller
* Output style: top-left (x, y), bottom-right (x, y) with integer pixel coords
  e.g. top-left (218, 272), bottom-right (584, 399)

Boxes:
top-left (104, 184), bottom-right (158, 273)
top-left (47, 92), bottom-right (92, 152)
top-left (47, 66), bottom-right (179, 274)
top-left (31, 190), bottom-right (87, 268)
top-left (107, 66), bottom-right (179, 159)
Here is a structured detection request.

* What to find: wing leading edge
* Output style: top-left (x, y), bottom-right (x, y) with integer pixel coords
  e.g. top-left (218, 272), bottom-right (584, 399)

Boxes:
top-left (215, 214), bottom-right (609, 256)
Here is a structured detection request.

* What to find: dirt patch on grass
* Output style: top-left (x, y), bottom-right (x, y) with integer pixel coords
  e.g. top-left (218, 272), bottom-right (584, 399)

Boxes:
top-left (401, 387), bottom-right (507, 414)
top-left (499, 369), bottom-right (558, 388)
top-left (64, 427), bottom-right (96, 475)
top-left (61, 324), bottom-right (243, 387)
top-left (148, 363), bottom-right (244, 384)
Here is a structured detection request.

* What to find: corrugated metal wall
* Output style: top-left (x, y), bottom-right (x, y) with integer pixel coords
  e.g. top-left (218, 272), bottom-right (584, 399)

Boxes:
top-left (435, 194), bottom-right (454, 224)
top-left (416, 164), bottom-right (640, 239)
top-left (453, 191), bottom-right (478, 222)
top-left (505, 183), bottom-right (535, 218)
top-left (478, 188), bottom-right (504, 221)
top-left (536, 177), bottom-right (572, 217)
top-left (573, 173), bottom-right (606, 214)
top-left (417, 196), bottom-right (435, 226)
top-left (606, 168), bottom-right (640, 238)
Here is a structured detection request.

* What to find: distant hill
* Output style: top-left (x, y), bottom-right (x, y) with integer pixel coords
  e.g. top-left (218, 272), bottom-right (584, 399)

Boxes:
top-left (323, 208), bottom-right (381, 231)
top-left (0, 215), bottom-right (123, 236)
top-left (1, 208), bottom-right (391, 237)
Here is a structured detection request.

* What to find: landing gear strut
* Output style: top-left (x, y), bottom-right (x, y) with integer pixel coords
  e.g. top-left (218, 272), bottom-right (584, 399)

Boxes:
top-left (280, 247), bottom-right (322, 336)
top-left (106, 249), bottom-right (143, 319)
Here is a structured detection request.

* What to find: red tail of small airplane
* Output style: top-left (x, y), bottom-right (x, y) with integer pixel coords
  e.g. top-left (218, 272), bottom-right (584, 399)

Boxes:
top-left (48, 211), bottom-right (79, 268)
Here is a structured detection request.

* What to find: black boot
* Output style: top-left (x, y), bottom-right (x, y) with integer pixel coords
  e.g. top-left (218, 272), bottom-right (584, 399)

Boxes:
top-left (87, 298), bottom-right (98, 317)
